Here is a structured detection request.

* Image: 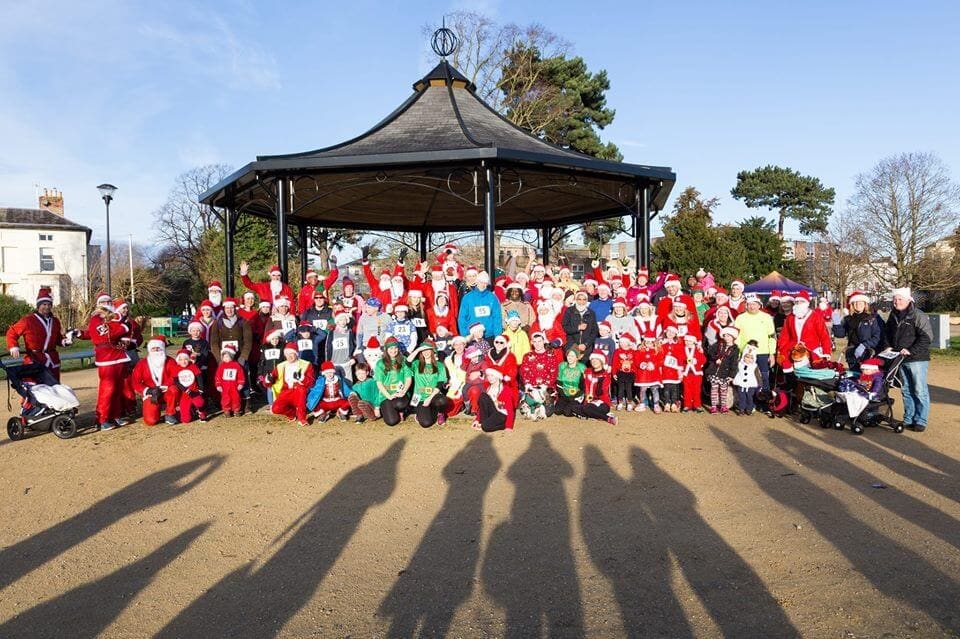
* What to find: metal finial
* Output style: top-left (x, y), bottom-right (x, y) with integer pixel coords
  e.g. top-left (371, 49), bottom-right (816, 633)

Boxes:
top-left (431, 17), bottom-right (458, 58)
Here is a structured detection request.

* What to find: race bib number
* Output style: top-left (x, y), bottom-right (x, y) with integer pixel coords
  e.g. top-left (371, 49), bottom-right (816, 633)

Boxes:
top-left (264, 348), bottom-right (280, 360)
top-left (312, 319), bottom-right (326, 329)
top-left (177, 369), bottom-right (196, 387)
top-left (96, 324), bottom-right (109, 336)
top-left (394, 325), bottom-right (410, 336)
top-left (297, 339), bottom-right (313, 351)
top-left (332, 337), bottom-right (348, 350)
top-left (664, 355), bottom-right (677, 368)
top-left (412, 317), bottom-right (426, 328)
top-left (677, 326), bottom-right (688, 336)
top-left (475, 306), bottom-right (490, 317)
top-left (222, 368), bottom-right (237, 381)
top-left (281, 319), bottom-right (296, 332)
top-left (222, 340), bottom-right (239, 352)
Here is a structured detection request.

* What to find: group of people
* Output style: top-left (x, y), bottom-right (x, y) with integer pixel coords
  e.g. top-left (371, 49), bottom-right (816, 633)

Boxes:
top-left (5, 243), bottom-right (934, 434)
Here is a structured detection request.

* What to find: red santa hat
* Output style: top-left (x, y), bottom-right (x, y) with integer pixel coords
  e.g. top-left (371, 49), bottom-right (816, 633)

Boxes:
top-left (484, 364), bottom-right (505, 381)
top-left (683, 332), bottom-right (699, 342)
top-left (531, 330), bottom-right (547, 341)
top-left (664, 273), bottom-right (682, 287)
top-left (198, 299), bottom-right (214, 311)
top-left (268, 265), bottom-right (282, 276)
top-left (113, 297), bottom-right (128, 312)
top-left (780, 293), bottom-right (795, 303)
top-left (642, 330), bottom-right (657, 341)
top-left (379, 269), bottom-right (392, 280)
top-left (94, 291), bottom-right (112, 307)
top-left (794, 290), bottom-right (812, 304)
top-left (187, 321), bottom-right (204, 334)
top-left (663, 324), bottom-right (679, 335)
top-left (598, 320), bottom-right (613, 334)
top-left (333, 306), bottom-right (350, 321)
top-left (597, 282), bottom-right (611, 294)
top-left (406, 288), bottom-right (423, 299)
top-left (636, 293), bottom-right (652, 307)
top-left (304, 268), bottom-right (318, 281)
top-left (847, 291), bottom-right (870, 306)
top-left (431, 264), bottom-right (444, 275)
top-left (242, 290), bottom-right (256, 300)
top-left (221, 343), bottom-right (237, 357)
top-left (636, 266), bottom-right (649, 280)
top-left (612, 297), bottom-right (627, 308)
top-left (495, 333), bottom-right (511, 344)
top-left (618, 333), bottom-right (636, 344)
top-left (730, 279), bottom-right (745, 289)
top-left (258, 300), bottom-right (272, 310)
top-left (860, 358), bottom-right (882, 371)
top-left (147, 335), bottom-right (167, 350)
top-left (222, 297), bottom-right (237, 307)
top-left (274, 296), bottom-right (291, 308)
top-left (558, 266), bottom-right (571, 275)
top-left (465, 265), bottom-right (478, 275)
top-left (582, 277), bottom-right (598, 288)
top-left (283, 342), bottom-right (299, 355)
top-left (208, 280), bottom-right (223, 291)
top-left (366, 336), bottom-right (381, 349)
top-left (342, 277), bottom-right (355, 290)
top-left (265, 328), bottom-right (284, 343)
top-left (769, 290), bottom-right (782, 302)
top-left (531, 262), bottom-right (546, 273)
top-left (442, 243), bottom-right (459, 254)
top-left (320, 361), bottom-right (336, 373)
top-left (720, 326), bottom-right (740, 340)
top-left (506, 282), bottom-right (524, 292)
top-left (36, 287), bottom-right (53, 305)
top-left (393, 304), bottom-right (409, 313)
top-left (588, 351), bottom-right (608, 366)
top-left (175, 348), bottom-right (192, 361)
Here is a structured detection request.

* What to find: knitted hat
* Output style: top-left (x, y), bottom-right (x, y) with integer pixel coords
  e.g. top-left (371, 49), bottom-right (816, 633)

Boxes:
top-left (36, 287), bottom-right (53, 305)
top-left (891, 286), bottom-right (912, 301)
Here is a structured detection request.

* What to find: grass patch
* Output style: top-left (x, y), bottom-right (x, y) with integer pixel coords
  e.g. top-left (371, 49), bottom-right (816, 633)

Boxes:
top-left (932, 335), bottom-right (960, 359)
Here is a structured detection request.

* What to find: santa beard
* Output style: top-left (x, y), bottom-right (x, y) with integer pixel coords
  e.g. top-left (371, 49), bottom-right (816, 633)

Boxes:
top-left (379, 278), bottom-right (391, 292)
top-left (147, 351), bottom-right (166, 380)
top-left (537, 311), bottom-right (556, 327)
top-left (431, 277), bottom-right (445, 293)
top-left (208, 291), bottom-right (222, 306)
top-left (269, 280), bottom-right (282, 295)
top-left (391, 281), bottom-right (405, 298)
top-left (793, 303), bottom-right (810, 318)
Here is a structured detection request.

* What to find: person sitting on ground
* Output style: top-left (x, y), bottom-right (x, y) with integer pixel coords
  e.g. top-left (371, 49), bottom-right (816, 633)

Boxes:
top-left (573, 352), bottom-right (618, 425)
top-left (374, 336), bottom-right (412, 426)
top-left (348, 362), bottom-right (381, 423)
top-left (555, 347), bottom-right (586, 417)
top-left (307, 361), bottom-right (353, 422)
top-left (473, 365), bottom-right (515, 433)
top-left (407, 340), bottom-right (452, 428)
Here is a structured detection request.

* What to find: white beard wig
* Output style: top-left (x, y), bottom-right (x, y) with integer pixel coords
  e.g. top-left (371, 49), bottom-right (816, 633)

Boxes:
top-left (208, 291), bottom-right (222, 306)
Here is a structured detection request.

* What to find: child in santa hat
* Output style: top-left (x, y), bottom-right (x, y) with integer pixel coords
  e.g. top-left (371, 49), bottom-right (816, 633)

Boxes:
top-left (633, 332), bottom-right (662, 413)
top-left (706, 326), bottom-right (740, 414)
top-left (307, 361), bottom-right (353, 422)
top-left (172, 348), bottom-right (207, 423)
top-left (215, 344), bottom-right (247, 417)
top-left (462, 341), bottom-right (488, 415)
top-left (593, 321), bottom-right (617, 366)
top-left (658, 325), bottom-right (685, 412)
top-left (573, 351), bottom-right (618, 425)
top-left (607, 298), bottom-right (638, 343)
top-left (257, 329), bottom-right (285, 409)
top-left (681, 333), bottom-right (707, 412)
top-left (183, 320), bottom-right (214, 408)
top-left (612, 333), bottom-right (637, 411)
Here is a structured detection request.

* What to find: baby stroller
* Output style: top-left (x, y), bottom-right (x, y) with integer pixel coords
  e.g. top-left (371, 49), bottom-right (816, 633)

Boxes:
top-left (2, 356), bottom-right (82, 440)
top-left (829, 354), bottom-right (906, 435)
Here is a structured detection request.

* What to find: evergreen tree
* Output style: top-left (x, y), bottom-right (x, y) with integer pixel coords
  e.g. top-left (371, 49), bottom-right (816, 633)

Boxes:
top-left (727, 216), bottom-right (791, 281)
top-left (731, 165), bottom-right (835, 238)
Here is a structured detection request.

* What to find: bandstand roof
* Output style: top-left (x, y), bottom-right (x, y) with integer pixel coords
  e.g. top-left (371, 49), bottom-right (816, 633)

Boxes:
top-left (201, 60), bottom-right (675, 232)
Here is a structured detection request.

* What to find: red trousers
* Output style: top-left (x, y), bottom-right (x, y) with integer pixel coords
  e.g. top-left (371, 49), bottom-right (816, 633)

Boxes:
top-left (96, 364), bottom-right (127, 425)
top-left (682, 375), bottom-right (703, 409)
top-left (316, 397), bottom-right (350, 415)
top-left (272, 385), bottom-right (308, 422)
top-left (141, 388), bottom-right (178, 426)
top-left (171, 390), bottom-right (206, 423)
top-left (219, 382), bottom-right (242, 412)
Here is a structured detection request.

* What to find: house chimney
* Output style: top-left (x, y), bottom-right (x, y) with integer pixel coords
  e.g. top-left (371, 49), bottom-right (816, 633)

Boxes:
top-left (39, 188), bottom-right (64, 216)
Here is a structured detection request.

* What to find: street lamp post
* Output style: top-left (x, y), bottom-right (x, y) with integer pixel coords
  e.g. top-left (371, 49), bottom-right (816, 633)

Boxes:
top-left (97, 184), bottom-right (117, 296)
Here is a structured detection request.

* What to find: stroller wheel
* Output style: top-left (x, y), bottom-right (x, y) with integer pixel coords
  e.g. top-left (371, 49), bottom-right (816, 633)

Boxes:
top-left (852, 422), bottom-right (864, 435)
top-left (51, 415), bottom-right (77, 440)
top-left (833, 421), bottom-right (845, 430)
top-left (799, 411), bottom-right (811, 424)
top-left (893, 422), bottom-right (905, 434)
top-left (7, 417), bottom-right (25, 441)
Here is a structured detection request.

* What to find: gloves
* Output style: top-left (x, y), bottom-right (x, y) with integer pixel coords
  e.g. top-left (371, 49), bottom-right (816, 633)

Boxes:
top-left (328, 254), bottom-right (338, 266)
top-left (398, 247), bottom-right (409, 263)
top-left (549, 338), bottom-right (563, 349)
top-left (361, 245), bottom-right (371, 261)
top-left (854, 344), bottom-right (866, 359)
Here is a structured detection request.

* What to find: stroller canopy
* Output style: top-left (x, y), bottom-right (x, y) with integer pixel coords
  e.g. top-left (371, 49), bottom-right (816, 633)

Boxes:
top-left (744, 271), bottom-right (815, 296)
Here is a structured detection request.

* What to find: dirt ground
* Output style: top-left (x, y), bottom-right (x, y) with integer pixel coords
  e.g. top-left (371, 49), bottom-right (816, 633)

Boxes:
top-left (1, 358), bottom-right (958, 639)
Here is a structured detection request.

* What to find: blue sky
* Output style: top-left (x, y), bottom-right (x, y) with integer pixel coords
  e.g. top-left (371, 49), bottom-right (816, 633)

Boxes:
top-left (2, 0), bottom-right (958, 249)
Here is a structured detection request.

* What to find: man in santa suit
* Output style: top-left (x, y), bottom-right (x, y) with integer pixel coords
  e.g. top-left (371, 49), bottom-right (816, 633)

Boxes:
top-left (87, 299), bottom-right (133, 430)
top-left (336, 276), bottom-right (365, 324)
top-left (130, 335), bottom-right (179, 425)
top-left (205, 280), bottom-right (225, 317)
top-left (423, 264), bottom-right (460, 320)
top-left (6, 287), bottom-right (76, 382)
top-left (239, 261), bottom-right (294, 308)
top-left (362, 247), bottom-right (406, 312)
top-left (776, 290), bottom-right (833, 373)
top-left (661, 299), bottom-right (703, 341)
top-left (656, 274), bottom-right (698, 319)
top-left (530, 298), bottom-right (564, 344)
top-left (297, 258), bottom-right (340, 315)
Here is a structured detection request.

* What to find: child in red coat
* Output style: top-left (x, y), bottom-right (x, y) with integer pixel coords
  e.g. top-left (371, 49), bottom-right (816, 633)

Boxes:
top-left (633, 332), bottom-right (662, 413)
top-left (214, 344), bottom-right (246, 417)
top-left (658, 326), bottom-right (685, 413)
top-left (172, 349), bottom-right (207, 423)
top-left (612, 334), bottom-right (637, 411)
top-left (681, 333), bottom-right (707, 412)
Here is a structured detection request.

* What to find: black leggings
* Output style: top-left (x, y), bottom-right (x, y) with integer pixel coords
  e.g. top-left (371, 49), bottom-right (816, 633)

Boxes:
top-left (555, 394), bottom-right (581, 417)
top-left (573, 400), bottom-right (611, 421)
top-left (662, 382), bottom-right (680, 405)
top-left (380, 397), bottom-right (410, 426)
top-left (614, 372), bottom-right (634, 403)
top-left (415, 396), bottom-right (452, 428)
top-left (478, 393), bottom-right (509, 432)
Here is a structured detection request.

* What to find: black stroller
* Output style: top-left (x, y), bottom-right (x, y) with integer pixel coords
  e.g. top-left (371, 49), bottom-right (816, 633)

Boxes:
top-left (796, 355), bottom-right (905, 435)
top-left (2, 356), bottom-right (82, 440)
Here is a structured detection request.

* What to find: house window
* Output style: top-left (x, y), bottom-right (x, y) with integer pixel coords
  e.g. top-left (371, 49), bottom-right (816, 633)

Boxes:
top-left (571, 263), bottom-right (585, 277)
top-left (39, 247), bottom-right (55, 272)
top-left (38, 233), bottom-right (53, 241)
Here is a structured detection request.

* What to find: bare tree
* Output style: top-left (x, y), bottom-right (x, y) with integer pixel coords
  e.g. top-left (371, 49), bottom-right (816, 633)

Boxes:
top-left (152, 164), bottom-right (233, 283)
top-left (814, 215), bottom-right (870, 300)
top-left (849, 152), bottom-right (960, 289)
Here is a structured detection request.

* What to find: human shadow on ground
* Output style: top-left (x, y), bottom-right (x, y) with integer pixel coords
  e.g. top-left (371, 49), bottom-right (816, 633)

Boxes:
top-left (0, 455), bottom-right (223, 590)
top-left (155, 439), bottom-right (405, 639)
top-left (481, 432), bottom-right (583, 638)
top-left (0, 523), bottom-right (208, 639)
top-left (580, 445), bottom-right (798, 638)
top-left (929, 384), bottom-right (960, 406)
top-left (378, 436), bottom-right (500, 638)
top-left (791, 422), bottom-right (960, 504)
top-left (713, 427), bottom-right (960, 635)
top-left (774, 430), bottom-right (959, 550)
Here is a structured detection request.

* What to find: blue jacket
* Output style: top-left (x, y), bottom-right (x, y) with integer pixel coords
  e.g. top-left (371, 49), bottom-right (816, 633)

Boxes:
top-left (306, 372), bottom-right (354, 411)
top-left (836, 312), bottom-right (884, 366)
top-left (458, 288), bottom-right (503, 337)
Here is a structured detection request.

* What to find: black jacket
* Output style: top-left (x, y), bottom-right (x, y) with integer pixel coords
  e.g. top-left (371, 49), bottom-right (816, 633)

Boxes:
top-left (562, 305), bottom-right (599, 357)
top-left (883, 304), bottom-right (931, 362)
top-left (706, 342), bottom-right (739, 379)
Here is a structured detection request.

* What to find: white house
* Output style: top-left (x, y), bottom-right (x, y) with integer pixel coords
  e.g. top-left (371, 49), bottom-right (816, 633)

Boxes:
top-left (0, 189), bottom-right (96, 306)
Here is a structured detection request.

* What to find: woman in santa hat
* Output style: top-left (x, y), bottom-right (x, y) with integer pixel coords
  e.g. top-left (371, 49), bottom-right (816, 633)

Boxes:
top-left (486, 333), bottom-right (519, 407)
top-left (572, 351), bottom-right (618, 424)
top-left (835, 291), bottom-right (883, 371)
top-left (473, 364), bottom-right (516, 432)
top-left (427, 289), bottom-right (457, 336)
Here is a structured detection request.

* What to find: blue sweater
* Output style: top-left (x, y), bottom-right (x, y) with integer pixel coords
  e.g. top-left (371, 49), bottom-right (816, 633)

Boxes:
top-left (458, 288), bottom-right (503, 337)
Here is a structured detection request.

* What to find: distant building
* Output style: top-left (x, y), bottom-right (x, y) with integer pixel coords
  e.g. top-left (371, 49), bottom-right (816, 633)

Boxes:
top-left (0, 189), bottom-right (98, 305)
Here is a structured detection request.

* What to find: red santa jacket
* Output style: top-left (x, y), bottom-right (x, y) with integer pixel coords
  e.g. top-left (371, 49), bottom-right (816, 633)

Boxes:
top-left (87, 314), bottom-right (130, 367)
top-left (530, 315), bottom-right (564, 344)
top-left (681, 344), bottom-right (707, 377)
top-left (131, 356), bottom-right (178, 396)
top-left (658, 340), bottom-right (685, 384)
top-left (633, 315), bottom-right (661, 339)
top-left (296, 269), bottom-right (340, 315)
top-left (240, 274), bottom-right (294, 308)
top-left (6, 312), bottom-right (68, 369)
top-left (482, 381), bottom-right (516, 430)
top-left (633, 346), bottom-right (661, 386)
top-left (362, 261), bottom-right (405, 310)
top-left (214, 360), bottom-right (247, 389)
top-left (612, 347), bottom-right (636, 375)
top-left (777, 310), bottom-right (833, 373)
top-left (427, 305), bottom-right (458, 336)
top-left (583, 368), bottom-right (613, 405)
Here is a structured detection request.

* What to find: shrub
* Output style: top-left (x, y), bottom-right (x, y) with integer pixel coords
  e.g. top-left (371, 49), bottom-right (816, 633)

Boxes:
top-left (0, 294), bottom-right (34, 334)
